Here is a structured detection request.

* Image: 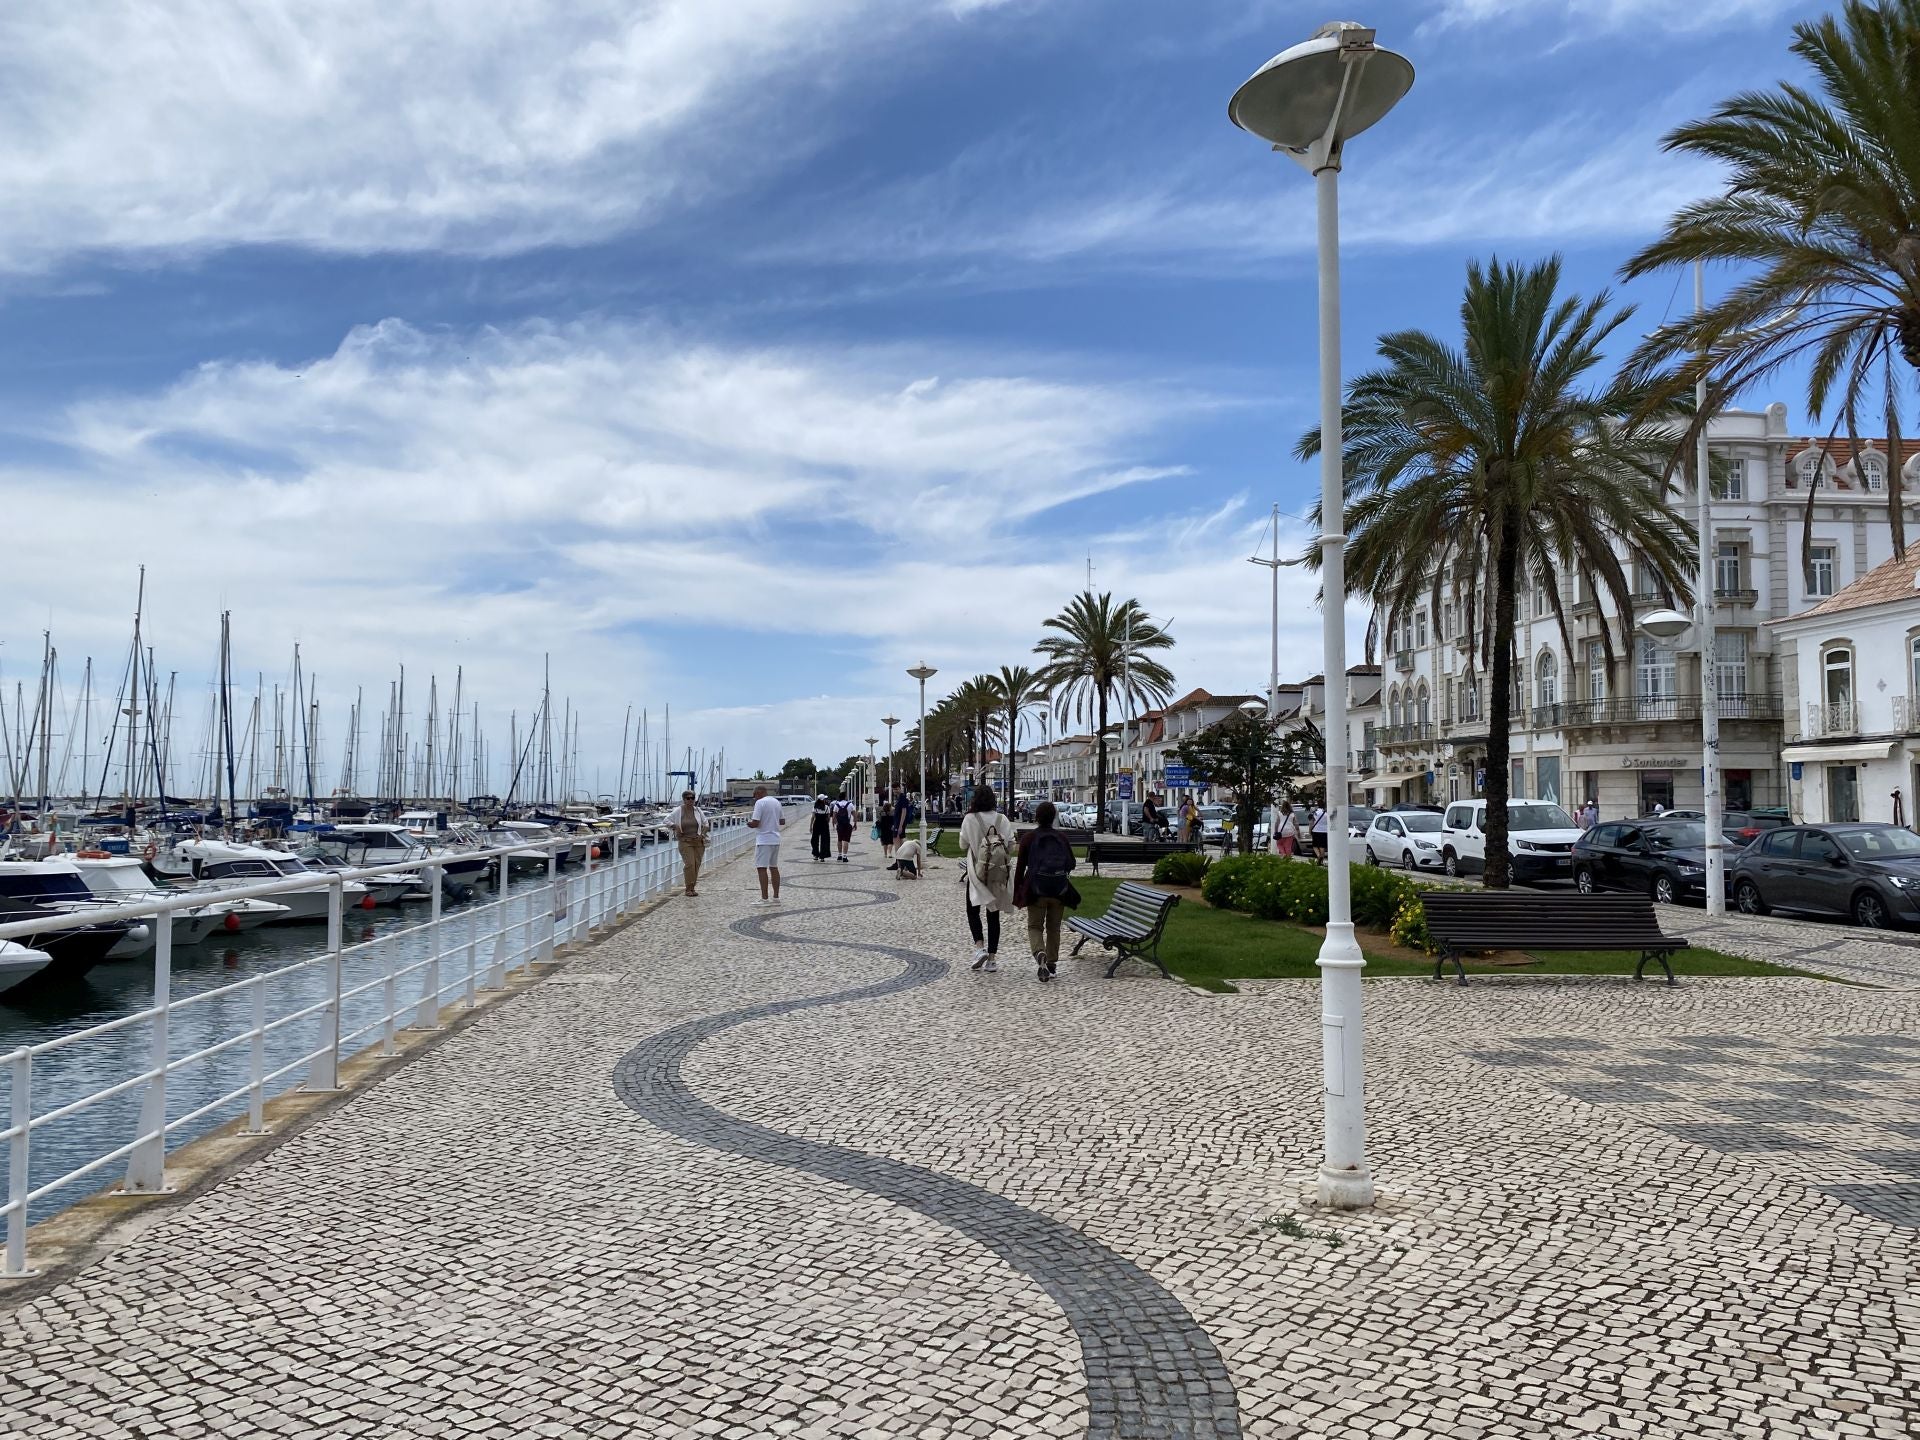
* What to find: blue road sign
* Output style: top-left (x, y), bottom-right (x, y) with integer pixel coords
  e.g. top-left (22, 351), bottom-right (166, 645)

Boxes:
top-left (1164, 764), bottom-right (1192, 788)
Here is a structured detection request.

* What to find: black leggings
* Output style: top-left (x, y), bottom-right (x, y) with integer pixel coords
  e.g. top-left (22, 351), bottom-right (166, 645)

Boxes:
top-left (967, 902), bottom-right (1000, 953)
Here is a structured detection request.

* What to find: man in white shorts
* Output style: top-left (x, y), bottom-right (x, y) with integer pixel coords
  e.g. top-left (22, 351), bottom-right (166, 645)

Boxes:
top-left (749, 785), bottom-right (785, 902)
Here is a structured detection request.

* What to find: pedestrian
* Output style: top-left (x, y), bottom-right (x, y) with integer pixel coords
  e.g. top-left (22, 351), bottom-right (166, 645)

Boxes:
top-left (1015, 800), bottom-right (1079, 982)
top-left (1180, 795), bottom-right (1199, 844)
top-left (670, 789), bottom-right (708, 897)
top-left (877, 788), bottom-right (897, 857)
top-left (889, 837), bottom-right (922, 878)
top-left (959, 784), bottom-right (1016, 971)
top-left (893, 787), bottom-right (912, 850)
top-left (832, 791), bottom-right (856, 862)
top-left (1142, 792), bottom-right (1164, 843)
top-left (1273, 800), bottom-right (1301, 859)
top-left (749, 786), bottom-right (784, 902)
top-left (1579, 798), bottom-right (1598, 830)
top-left (1310, 803), bottom-right (1330, 864)
top-left (809, 795), bottom-right (832, 862)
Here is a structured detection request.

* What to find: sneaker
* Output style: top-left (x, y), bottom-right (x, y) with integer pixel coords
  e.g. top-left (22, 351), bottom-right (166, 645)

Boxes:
top-left (983, 956), bottom-right (998, 973)
top-left (971, 948), bottom-right (989, 971)
top-left (1035, 953), bottom-right (1049, 982)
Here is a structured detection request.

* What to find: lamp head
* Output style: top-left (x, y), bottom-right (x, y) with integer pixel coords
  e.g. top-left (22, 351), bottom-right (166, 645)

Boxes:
top-left (1229, 20), bottom-right (1414, 159)
top-left (1637, 608), bottom-right (1693, 643)
top-left (882, 714), bottom-right (899, 727)
top-left (907, 663), bottom-right (938, 683)
top-left (1239, 698), bottom-right (1269, 717)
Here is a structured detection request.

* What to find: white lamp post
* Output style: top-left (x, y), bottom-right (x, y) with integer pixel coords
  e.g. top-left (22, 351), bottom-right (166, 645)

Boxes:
top-left (865, 737), bottom-right (879, 821)
top-left (1249, 503), bottom-right (1285, 719)
top-left (907, 664), bottom-right (937, 863)
top-left (882, 714), bottom-right (899, 807)
top-left (1232, 19), bottom-right (1414, 1211)
top-left (1638, 604), bottom-right (1723, 911)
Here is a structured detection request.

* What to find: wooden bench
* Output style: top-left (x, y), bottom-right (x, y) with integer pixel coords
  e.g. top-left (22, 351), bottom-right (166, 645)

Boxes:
top-left (1084, 838), bottom-right (1200, 876)
top-left (1421, 891), bottom-right (1687, 987)
top-left (1067, 880), bottom-right (1181, 978)
top-left (1053, 827), bottom-right (1095, 849)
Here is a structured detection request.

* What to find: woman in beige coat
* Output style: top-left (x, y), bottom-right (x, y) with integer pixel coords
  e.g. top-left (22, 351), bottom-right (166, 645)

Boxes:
top-left (957, 786), bottom-right (1016, 971)
top-left (671, 791), bottom-right (709, 896)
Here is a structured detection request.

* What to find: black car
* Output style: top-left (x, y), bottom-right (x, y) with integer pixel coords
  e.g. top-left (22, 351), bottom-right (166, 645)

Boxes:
top-left (1729, 823), bottom-right (1920, 929)
top-left (1573, 819), bottom-right (1738, 905)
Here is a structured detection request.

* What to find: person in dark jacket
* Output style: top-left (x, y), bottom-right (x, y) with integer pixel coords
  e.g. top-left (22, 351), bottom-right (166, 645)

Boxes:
top-left (809, 796), bottom-right (832, 862)
top-left (1014, 800), bottom-right (1078, 983)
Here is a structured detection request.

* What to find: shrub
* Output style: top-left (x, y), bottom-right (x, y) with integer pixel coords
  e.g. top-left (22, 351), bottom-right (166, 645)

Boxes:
top-left (1389, 895), bottom-right (1438, 953)
top-left (1201, 853), bottom-right (1277, 910)
top-left (1152, 850), bottom-right (1212, 887)
top-left (1349, 865), bottom-right (1419, 929)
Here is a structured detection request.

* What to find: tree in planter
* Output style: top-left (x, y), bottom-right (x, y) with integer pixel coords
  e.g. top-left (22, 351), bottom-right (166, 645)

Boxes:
top-left (1171, 711), bottom-right (1304, 856)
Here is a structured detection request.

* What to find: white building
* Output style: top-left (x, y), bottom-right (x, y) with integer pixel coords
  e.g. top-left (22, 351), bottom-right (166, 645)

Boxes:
top-left (1355, 404), bottom-right (1920, 819)
top-left (1775, 549), bottom-right (1920, 824)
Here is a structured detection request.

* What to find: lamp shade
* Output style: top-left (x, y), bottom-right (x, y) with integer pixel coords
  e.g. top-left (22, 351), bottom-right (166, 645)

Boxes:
top-left (1638, 608), bottom-right (1693, 642)
top-left (1229, 24), bottom-right (1414, 152)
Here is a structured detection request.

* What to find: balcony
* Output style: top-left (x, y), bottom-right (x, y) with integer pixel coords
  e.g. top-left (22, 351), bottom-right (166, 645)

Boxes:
top-left (1804, 700), bottom-right (1858, 739)
top-left (1379, 722), bottom-right (1434, 747)
top-left (1713, 586), bottom-right (1759, 609)
top-left (1352, 749), bottom-right (1378, 773)
top-left (1894, 696), bottom-right (1920, 733)
top-left (1559, 693), bottom-right (1784, 728)
top-left (1394, 650), bottom-right (1415, 673)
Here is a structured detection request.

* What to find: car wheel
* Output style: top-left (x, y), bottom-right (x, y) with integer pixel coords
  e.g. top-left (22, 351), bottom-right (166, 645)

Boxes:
top-left (1365, 847), bottom-right (1379, 867)
top-left (1735, 879), bottom-right (1769, 916)
top-left (1575, 866), bottom-right (1596, 894)
top-left (1443, 849), bottom-right (1460, 878)
top-left (1652, 873), bottom-right (1677, 906)
top-left (1401, 851), bottom-right (1415, 873)
top-left (1852, 890), bottom-right (1891, 929)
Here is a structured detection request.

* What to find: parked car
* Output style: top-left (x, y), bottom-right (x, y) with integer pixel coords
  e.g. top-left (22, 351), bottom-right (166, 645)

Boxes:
top-left (1572, 819), bottom-right (1735, 905)
top-left (1364, 810), bottom-right (1445, 872)
top-left (1345, 805), bottom-right (1378, 840)
top-left (1195, 804), bottom-right (1233, 846)
top-left (1654, 808), bottom-right (1789, 843)
top-left (1439, 798), bottom-right (1582, 882)
top-left (1730, 823), bottom-right (1920, 929)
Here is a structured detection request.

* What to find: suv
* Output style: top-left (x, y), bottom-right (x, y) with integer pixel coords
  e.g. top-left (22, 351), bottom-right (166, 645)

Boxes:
top-left (1439, 798), bottom-right (1582, 882)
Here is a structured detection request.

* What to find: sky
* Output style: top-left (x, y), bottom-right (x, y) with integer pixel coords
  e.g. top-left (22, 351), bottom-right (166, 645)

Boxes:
top-left (0, 0), bottom-right (1826, 796)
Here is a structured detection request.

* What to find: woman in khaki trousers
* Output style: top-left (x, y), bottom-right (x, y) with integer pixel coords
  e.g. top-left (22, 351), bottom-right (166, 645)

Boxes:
top-left (671, 791), bottom-right (709, 896)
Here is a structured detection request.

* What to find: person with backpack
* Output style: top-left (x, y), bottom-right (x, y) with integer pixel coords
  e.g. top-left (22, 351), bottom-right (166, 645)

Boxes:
top-left (831, 792), bottom-right (856, 862)
top-left (1015, 800), bottom-right (1079, 982)
top-left (958, 785), bottom-right (1016, 971)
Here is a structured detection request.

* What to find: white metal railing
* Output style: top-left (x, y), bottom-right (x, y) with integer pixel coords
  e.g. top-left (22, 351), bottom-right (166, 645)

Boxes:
top-left (1804, 700), bottom-right (1859, 739)
top-left (1, 817), bottom-right (752, 1276)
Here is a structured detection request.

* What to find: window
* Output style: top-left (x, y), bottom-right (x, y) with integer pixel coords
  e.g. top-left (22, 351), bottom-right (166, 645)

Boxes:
top-left (1911, 633), bottom-right (1920, 705)
top-left (1716, 457), bottom-right (1746, 501)
top-left (1797, 450), bottom-right (1828, 489)
top-left (1536, 651), bottom-right (1559, 707)
top-left (1823, 645), bottom-right (1853, 711)
top-left (1415, 611), bottom-right (1429, 646)
top-left (1636, 638), bottom-right (1676, 701)
top-left (1533, 585), bottom-right (1549, 618)
top-left (1464, 678), bottom-right (1481, 721)
top-left (1809, 544), bottom-right (1836, 597)
top-left (1388, 692), bottom-right (1402, 729)
top-left (1415, 684), bottom-right (1430, 726)
top-left (1715, 542), bottom-right (1741, 594)
top-left (1859, 454), bottom-right (1886, 492)
top-left (1714, 632), bottom-right (1749, 707)
top-left (1587, 641), bottom-right (1607, 702)
top-left (1441, 603), bottom-right (1452, 640)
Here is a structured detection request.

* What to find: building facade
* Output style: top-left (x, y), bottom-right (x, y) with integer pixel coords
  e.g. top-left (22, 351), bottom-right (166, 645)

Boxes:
top-left (1354, 404), bottom-right (1920, 820)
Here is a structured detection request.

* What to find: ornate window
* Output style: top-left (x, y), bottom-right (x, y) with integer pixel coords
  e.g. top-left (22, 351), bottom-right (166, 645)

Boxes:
top-left (1858, 453), bottom-right (1887, 491)
top-left (1797, 450), bottom-right (1830, 489)
top-left (1587, 641), bottom-right (1607, 702)
top-left (1536, 651), bottom-right (1559, 708)
top-left (1809, 544), bottom-right (1837, 598)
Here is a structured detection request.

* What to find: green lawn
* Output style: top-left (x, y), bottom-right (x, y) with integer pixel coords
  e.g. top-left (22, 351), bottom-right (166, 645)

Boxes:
top-left (1065, 877), bottom-right (1820, 992)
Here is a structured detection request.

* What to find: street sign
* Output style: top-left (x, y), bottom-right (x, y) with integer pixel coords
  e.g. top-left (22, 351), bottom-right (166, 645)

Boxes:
top-left (1791, 761), bottom-right (1804, 782)
top-left (1117, 775), bottom-right (1135, 800)
top-left (1164, 764), bottom-right (1192, 788)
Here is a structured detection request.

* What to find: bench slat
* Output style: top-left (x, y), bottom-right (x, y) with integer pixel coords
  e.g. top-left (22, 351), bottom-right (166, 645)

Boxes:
top-left (1418, 891), bottom-right (1685, 988)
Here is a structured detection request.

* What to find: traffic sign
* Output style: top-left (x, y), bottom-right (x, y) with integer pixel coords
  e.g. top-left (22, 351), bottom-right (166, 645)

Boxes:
top-left (1117, 775), bottom-right (1134, 800)
top-left (1164, 764), bottom-right (1192, 788)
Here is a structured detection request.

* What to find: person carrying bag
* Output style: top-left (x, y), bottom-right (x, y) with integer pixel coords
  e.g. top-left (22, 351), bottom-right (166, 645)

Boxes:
top-left (671, 790), bottom-right (709, 896)
top-left (1014, 799), bottom-right (1079, 983)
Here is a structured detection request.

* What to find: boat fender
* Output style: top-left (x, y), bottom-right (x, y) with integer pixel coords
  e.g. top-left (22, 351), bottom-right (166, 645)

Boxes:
top-left (76, 849), bottom-right (111, 859)
top-left (144, 843), bottom-right (158, 861)
top-left (223, 911), bottom-right (242, 932)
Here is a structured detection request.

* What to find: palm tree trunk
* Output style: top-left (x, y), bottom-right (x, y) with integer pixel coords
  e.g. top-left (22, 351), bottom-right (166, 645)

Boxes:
top-left (1095, 686), bottom-right (1110, 833)
top-left (1006, 702), bottom-right (1017, 805)
top-left (1484, 509), bottom-right (1521, 890)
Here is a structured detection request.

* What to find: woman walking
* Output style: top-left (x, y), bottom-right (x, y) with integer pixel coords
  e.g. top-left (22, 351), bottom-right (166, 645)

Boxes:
top-left (877, 789), bottom-right (897, 858)
top-left (1273, 800), bottom-right (1301, 859)
top-left (959, 785), bottom-right (1016, 972)
top-left (832, 792), bottom-right (856, 862)
top-left (671, 789), bottom-right (709, 896)
top-left (810, 795), bottom-right (832, 862)
top-left (1015, 800), bottom-right (1078, 983)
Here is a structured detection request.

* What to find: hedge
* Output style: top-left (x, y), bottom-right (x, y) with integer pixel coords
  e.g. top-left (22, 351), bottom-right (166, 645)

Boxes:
top-left (1200, 854), bottom-right (1443, 952)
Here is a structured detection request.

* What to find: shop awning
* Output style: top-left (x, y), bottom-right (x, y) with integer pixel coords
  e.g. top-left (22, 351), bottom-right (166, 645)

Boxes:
top-left (1781, 741), bottom-right (1896, 764)
top-left (1364, 771), bottom-right (1425, 790)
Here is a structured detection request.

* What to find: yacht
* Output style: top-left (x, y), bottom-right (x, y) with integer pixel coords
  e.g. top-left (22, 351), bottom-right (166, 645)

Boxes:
top-left (322, 824), bottom-right (489, 898)
top-left (172, 841), bottom-right (368, 922)
top-left (0, 940), bottom-right (54, 997)
top-left (67, 855), bottom-right (292, 942)
top-left (0, 860), bottom-right (143, 985)
top-left (483, 819), bottom-right (564, 874)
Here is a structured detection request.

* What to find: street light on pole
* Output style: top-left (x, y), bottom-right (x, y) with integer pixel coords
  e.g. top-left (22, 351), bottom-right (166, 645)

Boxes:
top-left (865, 738), bottom-right (879, 821)
top-left (882, 714), bottom-right (900, 805)
top-left (907, 665), bottom-right (938, 864)
top-left (1249, 503), bottom-right (1285, 719)
top-left (1232, 18), bottom-right (1414, 1212)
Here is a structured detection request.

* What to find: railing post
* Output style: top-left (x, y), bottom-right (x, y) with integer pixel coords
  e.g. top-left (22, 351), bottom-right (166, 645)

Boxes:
top-left (466, 905), bottom-right (481, 1001)
top-left (123, 913), bottom-right (174, 1193)
top-left (543, 847), bottom-right (561, 962)
top-left (243, 978), bottom-right (269, 1134)
top-left (307, 879), bottom-right (344, 1091)
top-left (380, 941), bottom-right (398, 1057)
top-left (6, 1047), bottom-right (31, 1276)
top-left (487, 892), bottom-right (509, 988)
top-left (414, 861), bottom-right (444, 1029)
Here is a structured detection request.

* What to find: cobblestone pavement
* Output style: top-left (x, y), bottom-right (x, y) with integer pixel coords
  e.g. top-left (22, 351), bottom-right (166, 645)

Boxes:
top-left (1685, 909), bottom-right (1920, 987)
top-left (1, 843), bottom-right (1917, 1438)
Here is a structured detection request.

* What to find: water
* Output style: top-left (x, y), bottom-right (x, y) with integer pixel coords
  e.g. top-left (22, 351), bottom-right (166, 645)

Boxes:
top-left (0, 864), bottom-right (573, 1225)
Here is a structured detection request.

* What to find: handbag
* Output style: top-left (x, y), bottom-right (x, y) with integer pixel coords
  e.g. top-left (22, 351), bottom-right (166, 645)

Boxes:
top-left (870, 824), bottom-right (880, 840)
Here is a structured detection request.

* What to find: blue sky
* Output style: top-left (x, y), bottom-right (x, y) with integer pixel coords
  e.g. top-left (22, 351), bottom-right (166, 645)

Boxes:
top-left (0, 0), bottom-right (1824, 791)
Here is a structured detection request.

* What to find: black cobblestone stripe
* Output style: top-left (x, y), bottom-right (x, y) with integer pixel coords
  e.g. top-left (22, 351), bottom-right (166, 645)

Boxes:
top-left (612, 867), bottom-right (1243, 1439)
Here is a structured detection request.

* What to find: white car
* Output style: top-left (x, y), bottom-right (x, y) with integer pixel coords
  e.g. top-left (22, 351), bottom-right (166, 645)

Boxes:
top-left (1196, 804), bottom-right (1233, 845)
top-left (1364, 810), bottom-right (1446, 871)
top-left (1439, 798), bottom-right (1582, 882)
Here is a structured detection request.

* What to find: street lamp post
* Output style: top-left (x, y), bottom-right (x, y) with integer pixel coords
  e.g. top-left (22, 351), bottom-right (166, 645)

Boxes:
top-left (1232, 19), bottom-right (1414, 1211)
top-left (1250, 503), bottom-right (1284, 719)
top-left (865, 737), bottom-right (880, 821)
top-left (1691, 261), bottom-right (1725, 916)
top-left (907, 665), bottom-right (938, 864)
top-left (882, 714), bottom-right (899, 804)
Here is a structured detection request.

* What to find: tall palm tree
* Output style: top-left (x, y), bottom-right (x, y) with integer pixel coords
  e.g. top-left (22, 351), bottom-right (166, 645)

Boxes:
top-left (1033, 591), bottom-right (1176, 832)
top-left (1299, 256), bottom-right (1694, 888)
top-left (1623, 0), bottom-right (1920, 556)
top-left (993, 664), bottom-right (1044, 803)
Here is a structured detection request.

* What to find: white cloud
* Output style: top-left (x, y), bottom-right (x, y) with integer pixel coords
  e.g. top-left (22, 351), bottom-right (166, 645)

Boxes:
top-left (2, 317), bottom-right (1284, 781)
top-left (1425, 0), bottom-right (1800, 33)
top-left (0, 0), bottom-right (1026, 270)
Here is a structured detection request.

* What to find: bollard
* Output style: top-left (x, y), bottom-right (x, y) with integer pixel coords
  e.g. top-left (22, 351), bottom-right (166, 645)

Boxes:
top-left (414, 861), bottom-right (444, 1029)
top-left (243, 978), bottom-right (269, 1134)
top-left (6, 1047), bottom-right (31, 1276)
top-left (123, 914), bottom-right (174, 1193)
top-left (307, 880), bottom-right (345, 1091)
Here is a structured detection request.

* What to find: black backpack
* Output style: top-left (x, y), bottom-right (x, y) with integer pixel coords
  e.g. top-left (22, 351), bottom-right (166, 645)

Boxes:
top-left (1027, 829), bottom-right (1075, 899)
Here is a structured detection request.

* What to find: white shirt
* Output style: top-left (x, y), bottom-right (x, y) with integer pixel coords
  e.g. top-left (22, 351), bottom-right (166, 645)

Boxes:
top-left (893, 841), bottom-right (921, 867)
top-left (751, 796), bottom-right (784, 843)
top-left (670, 807), bottom-right (708, 839)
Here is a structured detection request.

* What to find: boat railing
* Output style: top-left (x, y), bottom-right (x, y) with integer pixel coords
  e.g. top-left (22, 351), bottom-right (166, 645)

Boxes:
top-left (0, 816), bottom-right (752, 1277)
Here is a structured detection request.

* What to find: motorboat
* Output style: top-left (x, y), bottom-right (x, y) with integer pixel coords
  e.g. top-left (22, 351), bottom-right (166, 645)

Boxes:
top-left (319, 824), bottom-right (490, 898)
top-left (0, 860), bottom-right (143, 986)
top-left (479, 819), bottom-right (560, 875)
top-left (296, 847), bottom-right (422, 906)
top-left (66, 854), bottom-right (292, 943)
top-left (171, 841), bottom-right (367, 922)
top-left (0, 940), bottom-right (54, 997)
